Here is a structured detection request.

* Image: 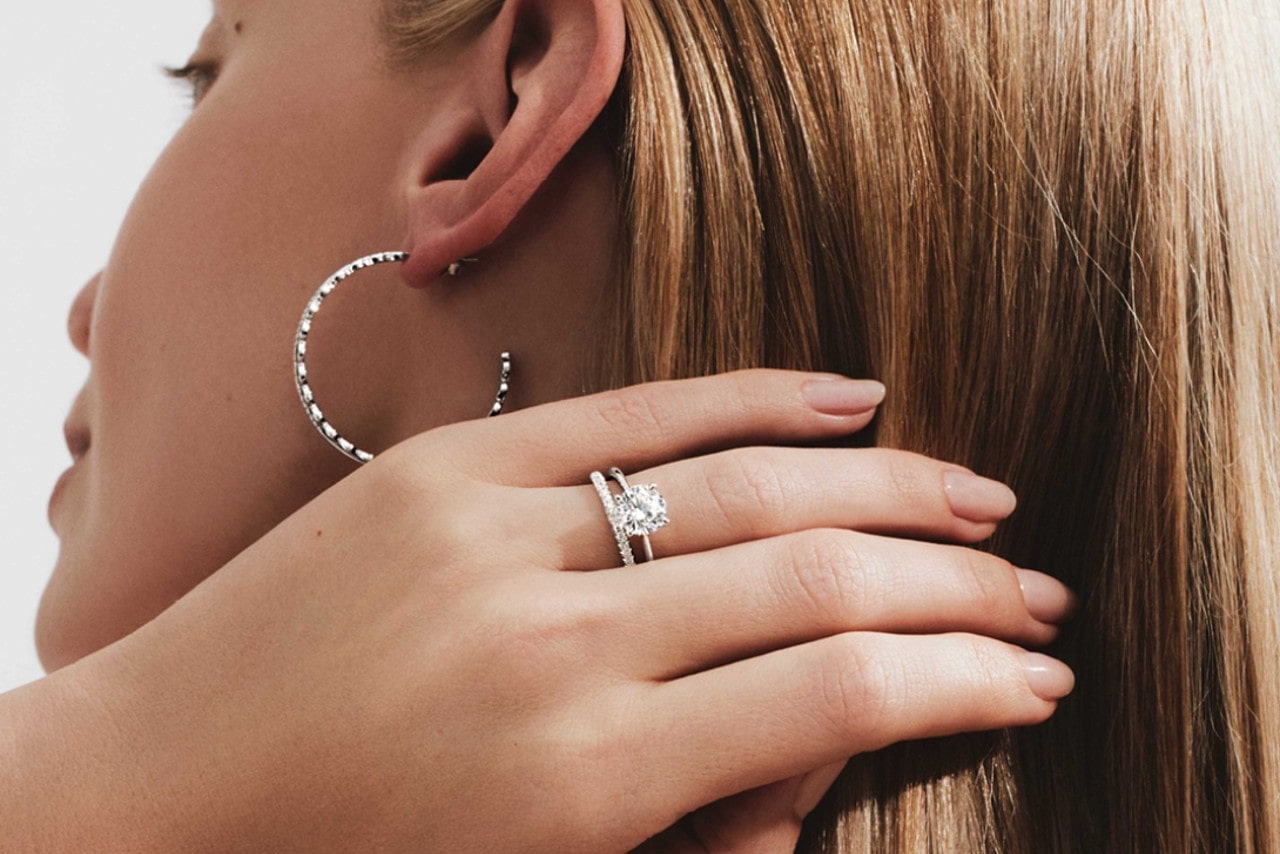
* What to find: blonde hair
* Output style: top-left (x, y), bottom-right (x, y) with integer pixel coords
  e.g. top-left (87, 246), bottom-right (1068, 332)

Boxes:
top-left (382, 0), bottom-right (1280, 849)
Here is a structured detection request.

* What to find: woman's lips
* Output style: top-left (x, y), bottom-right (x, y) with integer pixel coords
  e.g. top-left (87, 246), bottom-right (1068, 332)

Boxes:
top-left (48, 456), bottom-right (82, 531)
top-left (63, 420), bottom-right (90, 461)
top-left (51, 418), bottom-right (90, 531)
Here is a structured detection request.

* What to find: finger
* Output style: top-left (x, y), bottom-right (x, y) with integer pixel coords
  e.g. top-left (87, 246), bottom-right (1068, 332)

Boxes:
top-left (596, 529), bottom-right (1071, 679)
top-left (419, 369), bottom-right (886, 487)
top-left (666, 779), bottom-right (812, 854)
top-left (794, 760), bottom-right (848, 817)
top-left (635, 632), bottom-right (1073, 820)
top-left (634, 764), bottom-right (844, 853)
top-left (633, 814), bottom-right (799, 854)
top-left (545, 446), bottom-right (1014, 571)
top-left (634, 761), bottom-right (841, 852)
top-left (676, 762), bottom-right (847, 852)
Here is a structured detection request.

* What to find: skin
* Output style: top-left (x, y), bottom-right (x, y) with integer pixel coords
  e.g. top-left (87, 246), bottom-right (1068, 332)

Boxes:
top-left (11, 370), bottom-right (1075, 851)
top-left (22, 0), bottom-right (1078, 849)
top-left (41, 0), bottom-right (621, 669)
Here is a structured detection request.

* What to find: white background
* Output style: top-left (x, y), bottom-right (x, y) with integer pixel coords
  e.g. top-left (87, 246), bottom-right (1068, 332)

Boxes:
top-left (0, 3), bottom-right (210, 692)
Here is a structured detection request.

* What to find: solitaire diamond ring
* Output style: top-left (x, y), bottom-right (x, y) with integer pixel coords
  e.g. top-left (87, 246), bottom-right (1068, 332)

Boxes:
top-left (589, 466), bottom-right (670, 566)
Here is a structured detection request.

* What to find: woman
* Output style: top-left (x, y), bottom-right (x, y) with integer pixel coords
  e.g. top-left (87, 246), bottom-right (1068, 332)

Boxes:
top-left (3, 0), bottom-right (1276, 851)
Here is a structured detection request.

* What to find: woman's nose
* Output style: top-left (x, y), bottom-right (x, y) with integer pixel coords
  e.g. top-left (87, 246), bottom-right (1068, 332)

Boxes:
top-left (67, 274), bottom-right (100, 358)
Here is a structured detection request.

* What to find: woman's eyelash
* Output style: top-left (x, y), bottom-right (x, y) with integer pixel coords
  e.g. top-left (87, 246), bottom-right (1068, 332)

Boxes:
top-left (161, 62), bottom-right (219, 106)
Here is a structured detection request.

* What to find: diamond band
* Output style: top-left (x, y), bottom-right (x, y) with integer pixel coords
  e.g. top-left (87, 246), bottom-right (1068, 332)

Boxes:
top-left (591, 471), bottom-right (635, 565)
top-left (590, 467), bottom-right (670, 566)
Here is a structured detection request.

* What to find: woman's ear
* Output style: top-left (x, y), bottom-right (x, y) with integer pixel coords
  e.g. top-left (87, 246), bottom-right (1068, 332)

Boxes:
top-left (399, 0), bottom-right (626, 287)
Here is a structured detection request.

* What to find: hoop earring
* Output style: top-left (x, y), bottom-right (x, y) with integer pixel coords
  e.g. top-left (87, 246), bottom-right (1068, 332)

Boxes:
top-left (293, 251), bottom-right (512, 465)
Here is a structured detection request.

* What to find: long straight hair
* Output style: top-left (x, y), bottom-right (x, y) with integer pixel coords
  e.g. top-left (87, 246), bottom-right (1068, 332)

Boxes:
top-left (383, 0), bottom-right (1280, 849)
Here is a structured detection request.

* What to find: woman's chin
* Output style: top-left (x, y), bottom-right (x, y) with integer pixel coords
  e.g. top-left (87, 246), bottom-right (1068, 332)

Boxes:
top-left (33, 572), bottom-right (92, 674)
top-left (34, 548), bottom-right (167, 676)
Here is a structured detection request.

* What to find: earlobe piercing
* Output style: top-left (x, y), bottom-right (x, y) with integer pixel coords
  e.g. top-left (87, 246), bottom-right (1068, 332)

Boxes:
top-left (293, 251), bottom-right (512, 465)
top-left (446, 257), bottom-right (480, 277)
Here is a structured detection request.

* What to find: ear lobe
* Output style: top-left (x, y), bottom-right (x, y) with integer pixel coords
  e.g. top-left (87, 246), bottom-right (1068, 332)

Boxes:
top-left (399, 0), bottom-right (626, 288)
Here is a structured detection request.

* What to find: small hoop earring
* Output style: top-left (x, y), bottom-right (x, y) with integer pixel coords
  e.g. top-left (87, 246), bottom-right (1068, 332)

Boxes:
top-left (294, 251), bottom-right (512, 465)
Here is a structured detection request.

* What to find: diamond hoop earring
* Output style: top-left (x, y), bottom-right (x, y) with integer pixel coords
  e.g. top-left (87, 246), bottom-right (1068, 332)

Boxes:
top-left (293, 251), bottom-right (512, 465)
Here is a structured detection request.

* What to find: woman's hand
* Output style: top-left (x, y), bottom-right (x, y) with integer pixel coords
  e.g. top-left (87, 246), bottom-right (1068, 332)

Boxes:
top-left (8, 370), bottom-right (1074, 852)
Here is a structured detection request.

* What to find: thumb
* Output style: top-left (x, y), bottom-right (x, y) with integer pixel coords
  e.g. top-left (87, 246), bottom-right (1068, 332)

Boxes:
top-left (665, 760), bottom-right (850, 853)
top-left (792, 760), bottom-right (848, 818)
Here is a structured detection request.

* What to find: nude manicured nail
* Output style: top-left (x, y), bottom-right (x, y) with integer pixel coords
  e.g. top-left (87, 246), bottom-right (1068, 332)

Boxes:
top-left (802, 378), bottom-right (886, 415)
top-left (1016, 568), bottom-right (1079, 624)
top-left (1022, 652), bottom-right (1075, 700)
top-left (942, 469), bottom-right (1017, 523)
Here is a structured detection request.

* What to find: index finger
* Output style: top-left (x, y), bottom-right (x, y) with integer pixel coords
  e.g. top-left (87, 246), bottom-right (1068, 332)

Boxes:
top-left (428, 369), bottom-right (887, 487)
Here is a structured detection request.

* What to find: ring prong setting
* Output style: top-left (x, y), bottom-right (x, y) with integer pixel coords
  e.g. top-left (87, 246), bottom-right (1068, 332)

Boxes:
top-left (612, 484), bottom-right (669, 537)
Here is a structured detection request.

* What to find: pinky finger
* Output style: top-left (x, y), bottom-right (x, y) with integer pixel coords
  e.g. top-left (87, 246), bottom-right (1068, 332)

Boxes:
top-left (641, 632), bottom-right (1073, 818)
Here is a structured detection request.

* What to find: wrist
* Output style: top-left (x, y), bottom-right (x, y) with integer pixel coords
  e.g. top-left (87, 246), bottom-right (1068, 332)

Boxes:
top-left (0, 646), bottom-right (211, 851)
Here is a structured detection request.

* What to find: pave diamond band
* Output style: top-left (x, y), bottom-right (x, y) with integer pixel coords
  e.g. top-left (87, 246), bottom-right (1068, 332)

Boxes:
top-left (591, 471), bottom-right (636, 565)
top-left (590, 466), bottom-right (670, 566)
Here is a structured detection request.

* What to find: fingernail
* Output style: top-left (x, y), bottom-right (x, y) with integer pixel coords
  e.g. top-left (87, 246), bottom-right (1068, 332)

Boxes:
top-left (1016, 569), bottom-right (1079, 624)
top-left (803, 378), bottom-right (886, 415)
top-left (1022, 652), bottom-right (1075, 700)
top-left (942, 469), bottom-right (1017, 523)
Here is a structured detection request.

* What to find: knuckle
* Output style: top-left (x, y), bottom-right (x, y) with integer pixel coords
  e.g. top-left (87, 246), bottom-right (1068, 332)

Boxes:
top-left (875, 448), bottom-right (937, 510)
top-left (702, 449), bottom-right (791, 533)
top-left (728, 367), bottom-right (778, 403)
top-left (378, 420), bottom-right (469, 481)
top-left (954, 550), bottom-right (1022, 621)
top-left (369, 439), bottom-right (445, 501)
top-left (593, 385), bottom-right (669, 442)
top-left (424, 505), bottom-right (481, 553)
top-left (413, 487), bottom-right (501, 562)
top-left (781, 529), bottom-right (874, 625)
top-left (814, 634), bottom-right (899, 742)
top-left (960, 634), bottom-right (1017, 693)
top-left (726, 369), bottom-right (798, 422)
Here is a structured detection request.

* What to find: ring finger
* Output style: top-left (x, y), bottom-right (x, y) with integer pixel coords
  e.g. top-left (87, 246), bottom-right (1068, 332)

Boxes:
top-left (540, 446), bottom-right (1018, 571)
